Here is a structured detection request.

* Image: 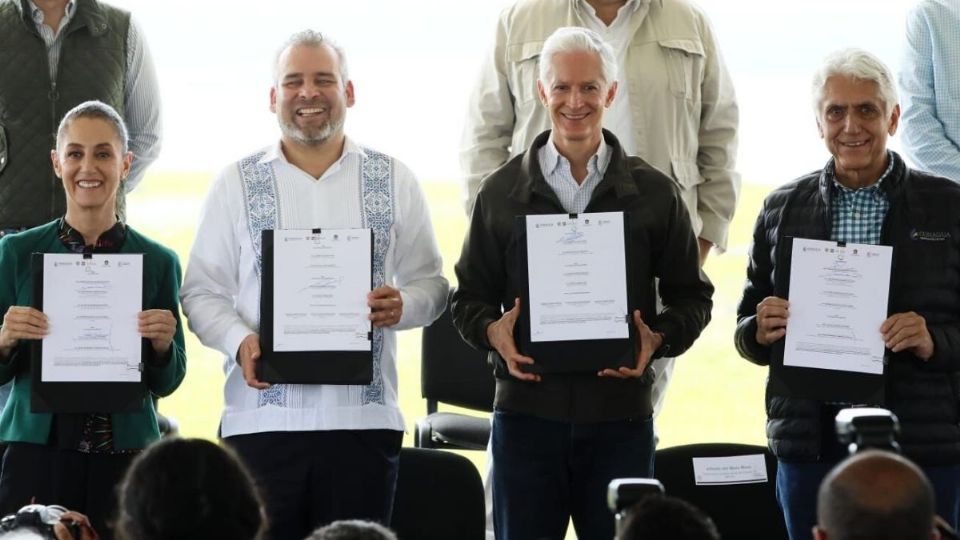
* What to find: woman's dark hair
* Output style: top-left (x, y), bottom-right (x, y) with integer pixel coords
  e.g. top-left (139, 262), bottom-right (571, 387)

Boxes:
top-left (114, 437), bottom-right (266, 540)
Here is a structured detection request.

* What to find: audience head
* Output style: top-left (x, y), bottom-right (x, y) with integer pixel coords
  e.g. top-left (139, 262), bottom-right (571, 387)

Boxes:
top-left (815, 450), bottom-right (940, 540)
top-left (114, 437), bottom-right (266, 540)
top-left (306, 520), bottom-right (398, 540)
top-left (617, 494), bottom-right (720, 540)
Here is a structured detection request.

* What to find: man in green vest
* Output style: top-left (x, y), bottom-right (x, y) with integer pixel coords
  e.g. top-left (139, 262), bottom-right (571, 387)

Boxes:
top-left (0, 0), bottom-right (161, 232)
top-left (0, 0), bottom-right (161, 413)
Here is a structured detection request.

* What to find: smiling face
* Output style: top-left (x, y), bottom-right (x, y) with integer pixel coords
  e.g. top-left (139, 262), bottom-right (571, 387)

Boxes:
top-left (51, 116), bottom-right (132, 216)
top-left (537, 50), bottom-right (617, 154)
top-left (270, 43), bottom-right (355, 148)
top-left (817, 75), bottom-right (900, 188)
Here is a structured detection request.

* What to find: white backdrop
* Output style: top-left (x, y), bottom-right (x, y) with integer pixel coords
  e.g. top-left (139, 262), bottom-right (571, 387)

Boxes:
top-left (111, 0), bottom-right (920, 185)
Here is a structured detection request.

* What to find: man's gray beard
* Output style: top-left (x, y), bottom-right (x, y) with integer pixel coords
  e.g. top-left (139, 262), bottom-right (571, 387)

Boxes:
top-left (280, 117), bottom-right (344, 147)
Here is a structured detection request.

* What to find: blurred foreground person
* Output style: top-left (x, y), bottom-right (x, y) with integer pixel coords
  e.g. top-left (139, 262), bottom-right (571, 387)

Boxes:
top-left (114, 437), bottom-right (265, 540)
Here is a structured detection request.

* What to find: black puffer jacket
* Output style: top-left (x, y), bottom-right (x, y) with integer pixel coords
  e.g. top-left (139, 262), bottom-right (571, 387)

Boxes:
top-left (735, 152), bottom-right (960, 465)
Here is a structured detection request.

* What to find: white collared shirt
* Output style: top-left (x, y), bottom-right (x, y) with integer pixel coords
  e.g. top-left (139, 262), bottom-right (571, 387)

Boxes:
top-left (29, 0), bottom-right (76, 70)
top-left (577, 0), bottom-right (649, 151)
top-left (181, 137), bottom-right (448, 436)
top-left (538, 135), bottom-right (612, 213)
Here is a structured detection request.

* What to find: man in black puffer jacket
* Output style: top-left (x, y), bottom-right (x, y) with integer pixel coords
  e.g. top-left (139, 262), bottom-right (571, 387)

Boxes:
top-left (735, 48), bottom-right (960, 540)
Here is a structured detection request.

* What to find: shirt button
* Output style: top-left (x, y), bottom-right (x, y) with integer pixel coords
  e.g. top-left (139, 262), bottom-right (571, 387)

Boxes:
top-left (853, 212), bottom-right (861, 218)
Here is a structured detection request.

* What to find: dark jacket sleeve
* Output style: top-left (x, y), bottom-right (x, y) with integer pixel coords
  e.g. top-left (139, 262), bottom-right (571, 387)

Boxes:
top-left (451, 192), bottom-right (507, 352)
top-left (734, 197), bottom-right (776, 365)
top-left (0, 238), bottom-right (22, 384)
top-left (922, 323), bottom-right (960, 372)
top-left (651, 187), bottom-right (714, 357)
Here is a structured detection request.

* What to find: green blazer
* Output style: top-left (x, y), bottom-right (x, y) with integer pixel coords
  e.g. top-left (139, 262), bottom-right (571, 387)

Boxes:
top-left (0, 221), bottom-right (186, 450)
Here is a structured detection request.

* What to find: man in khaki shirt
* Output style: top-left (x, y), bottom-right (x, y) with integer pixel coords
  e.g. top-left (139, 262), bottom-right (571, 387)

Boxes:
top-left (462, 0), bottom-right (739, 263)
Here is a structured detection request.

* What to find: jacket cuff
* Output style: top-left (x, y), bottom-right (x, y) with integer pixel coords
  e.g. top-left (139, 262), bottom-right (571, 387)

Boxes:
top-left (650, 319), bottom-right (681, 359)
top-left (223, 323), bottom-right (257, 364)
top-left (924, 324), bottom-right (955, 371)
top-left (478, 316), bottom-right (499, 351)
top-left (145, 345), bottom-right (172, 367)
top-left (698, 212), bottom-right (731, 253)
top-left (735, 316), bottom-right (772, 366)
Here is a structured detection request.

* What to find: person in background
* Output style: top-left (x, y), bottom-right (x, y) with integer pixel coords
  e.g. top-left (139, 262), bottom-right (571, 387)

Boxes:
top-left (899, 0), bottom-right (960, 182)
top-left (617, 494), bottom-right (720, 540)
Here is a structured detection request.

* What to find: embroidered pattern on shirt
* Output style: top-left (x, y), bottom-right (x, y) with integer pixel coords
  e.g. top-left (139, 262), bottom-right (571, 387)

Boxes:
top-left (359, 147), bottom-right (395, 406)
top-left (237, 151), bottom-right (287, 408)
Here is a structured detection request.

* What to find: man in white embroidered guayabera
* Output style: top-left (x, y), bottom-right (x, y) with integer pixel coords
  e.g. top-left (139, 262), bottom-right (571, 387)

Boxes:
top-left (179, 30), bottom-right (447, 540)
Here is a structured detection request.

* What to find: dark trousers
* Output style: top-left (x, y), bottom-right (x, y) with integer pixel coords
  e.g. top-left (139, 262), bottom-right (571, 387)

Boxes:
top-left (777, 459), bottom-right (960, 540)
top-left (0, 442), bottom-right (136, 540)
top-left (491, 410), bottom-right (655, 540)
top-left (225, 430), bottom-right (403, 540)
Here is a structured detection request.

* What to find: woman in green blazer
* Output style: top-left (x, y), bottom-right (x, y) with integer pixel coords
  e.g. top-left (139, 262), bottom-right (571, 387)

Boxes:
top-left (0, 101), bottom-right (186, 538)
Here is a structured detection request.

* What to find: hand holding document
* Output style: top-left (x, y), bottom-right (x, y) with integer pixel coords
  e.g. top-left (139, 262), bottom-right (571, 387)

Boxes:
top-left (486, 297), bottom-right (539, 382)
top-left (525, 212), bottom-right (629, 343)
top-left (41, 254), bottom-right (143, 383)
top-left (783, 238), bottom-right (892, 375)
top-left (0, 306), bottom-right (48, 354)
top-left (271, 229), bottom-right (372, 352)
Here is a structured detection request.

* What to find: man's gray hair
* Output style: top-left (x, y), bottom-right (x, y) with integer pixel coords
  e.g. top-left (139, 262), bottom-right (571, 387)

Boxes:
top-left (538, 27), bottom-right (618, 87)
top-left (56, 100), bottom-right (129, 153)
top-left (812, 48), bottom-right (898, 116)
top-left (274, 29), bottom-right (349, 85)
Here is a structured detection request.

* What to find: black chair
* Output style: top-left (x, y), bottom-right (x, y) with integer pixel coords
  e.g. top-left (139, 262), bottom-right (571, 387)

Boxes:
top-left (414, 289), bottom-right (495, 450)
top-left (654, 442), bottom-right (787, 540)
top-left (391, 447), bottom-right (485, 540)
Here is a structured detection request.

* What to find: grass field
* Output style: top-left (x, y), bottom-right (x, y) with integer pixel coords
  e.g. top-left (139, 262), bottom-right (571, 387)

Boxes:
top-left (125, 172), bottom-right (773, 471)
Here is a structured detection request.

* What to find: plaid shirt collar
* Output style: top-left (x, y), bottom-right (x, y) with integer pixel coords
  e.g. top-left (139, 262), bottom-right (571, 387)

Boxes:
top-left (826, 151), bottom-right (895, 245)
top-left (826, 150), bottom-right (896, 198)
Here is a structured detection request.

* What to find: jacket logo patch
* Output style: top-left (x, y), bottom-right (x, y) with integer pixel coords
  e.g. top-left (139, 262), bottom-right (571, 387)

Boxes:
top-left (910, 229), bottom-right (951, 242)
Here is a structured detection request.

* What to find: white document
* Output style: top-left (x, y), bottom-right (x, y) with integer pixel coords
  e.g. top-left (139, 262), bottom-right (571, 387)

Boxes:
top-left (784, 238), bottom-right (892, 375)
top-left (526, 212), bottom-right (629, 343)
top-left (41, 254), bottom-right (143, 383)
top-left (272, 229), bottom-right (372, 352)
top-left (692, 454), bottom-right (769, 485)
